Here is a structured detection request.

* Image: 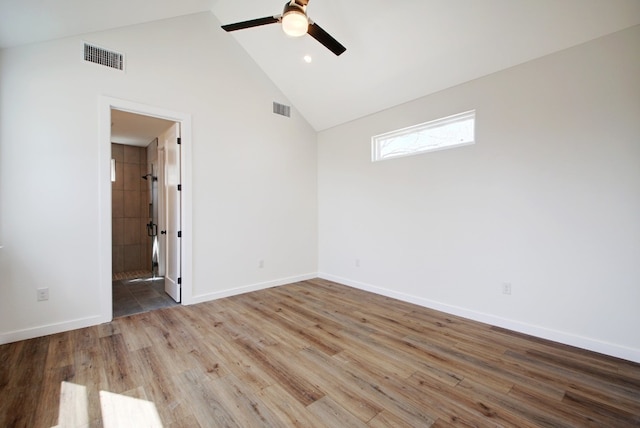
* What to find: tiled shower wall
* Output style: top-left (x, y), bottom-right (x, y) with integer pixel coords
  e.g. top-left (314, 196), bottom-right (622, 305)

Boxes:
top-left (112, 143), bottom-right (152, 275)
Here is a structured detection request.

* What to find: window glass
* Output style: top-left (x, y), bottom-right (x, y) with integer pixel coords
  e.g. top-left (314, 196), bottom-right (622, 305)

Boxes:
top-left (372, 110), bottom-right (475, 161)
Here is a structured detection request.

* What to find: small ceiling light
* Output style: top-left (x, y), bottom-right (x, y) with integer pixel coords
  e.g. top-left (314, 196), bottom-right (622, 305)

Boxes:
top-left (303, 55), bottom-right (312, 63)
top-left (281, 3), bottom-right (308, 37)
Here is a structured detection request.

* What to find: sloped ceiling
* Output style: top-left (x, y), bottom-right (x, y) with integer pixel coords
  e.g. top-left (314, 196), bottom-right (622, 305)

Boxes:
top-left (0, 0), bottom-right (216, 48)
top-left (2, 0), bottom-right (640, 131)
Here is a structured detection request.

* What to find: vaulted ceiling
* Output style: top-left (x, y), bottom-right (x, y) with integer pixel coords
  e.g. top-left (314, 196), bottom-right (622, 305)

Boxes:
top-left (2, 0), bottom-right (639, 131)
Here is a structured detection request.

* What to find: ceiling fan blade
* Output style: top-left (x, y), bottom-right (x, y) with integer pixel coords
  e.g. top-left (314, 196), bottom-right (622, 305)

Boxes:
top-left (221, 16), bottom-right (279, 32)
top-left (307, 21), bottom-right (346, 56)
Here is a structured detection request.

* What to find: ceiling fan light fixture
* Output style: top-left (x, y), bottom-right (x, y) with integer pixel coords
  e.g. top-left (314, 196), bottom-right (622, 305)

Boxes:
top-left (221, 0), bottom-right (346, 56)
top-left (282, 5), bottom-right (308, 37)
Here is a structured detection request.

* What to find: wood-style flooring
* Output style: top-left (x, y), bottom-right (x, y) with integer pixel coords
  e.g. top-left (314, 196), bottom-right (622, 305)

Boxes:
top-left (1, 278), bottom-right (639, 427)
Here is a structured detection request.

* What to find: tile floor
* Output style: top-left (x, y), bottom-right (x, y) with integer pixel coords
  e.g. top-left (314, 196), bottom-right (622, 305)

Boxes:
top-left (112, 274), bottom-right (178, 318)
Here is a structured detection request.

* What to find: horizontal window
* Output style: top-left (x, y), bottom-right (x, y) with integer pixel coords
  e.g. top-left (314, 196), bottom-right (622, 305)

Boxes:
top-left (372, 110), bottom-right (475, 162)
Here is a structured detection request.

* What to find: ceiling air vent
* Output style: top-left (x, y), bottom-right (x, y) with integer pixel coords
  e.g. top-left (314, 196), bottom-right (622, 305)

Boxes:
top-left (83, 42), bottom-right (124, 71)
top-left (273, 102), bottom-right (291, 118)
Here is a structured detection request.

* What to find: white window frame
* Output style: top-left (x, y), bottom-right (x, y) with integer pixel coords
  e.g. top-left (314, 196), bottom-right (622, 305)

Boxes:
top-left (372, 110), bottom-right (476, 162)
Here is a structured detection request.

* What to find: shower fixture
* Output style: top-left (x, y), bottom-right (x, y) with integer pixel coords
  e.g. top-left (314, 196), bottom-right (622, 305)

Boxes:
top-left (142, 174), bottom-right (157, 181)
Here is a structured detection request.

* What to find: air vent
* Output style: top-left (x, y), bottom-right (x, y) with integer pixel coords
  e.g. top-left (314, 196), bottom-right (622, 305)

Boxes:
top-left (83, 43), bottom-right (124, 71)
top-left (273, 102), bottom-right (291, 118)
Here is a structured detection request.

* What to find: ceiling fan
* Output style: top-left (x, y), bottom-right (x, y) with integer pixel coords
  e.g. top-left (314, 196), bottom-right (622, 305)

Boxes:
top-left (221, 0), bottom-right (346, 56)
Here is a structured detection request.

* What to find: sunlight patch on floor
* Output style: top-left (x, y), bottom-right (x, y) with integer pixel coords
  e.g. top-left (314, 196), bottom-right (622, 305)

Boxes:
top-left (100, 390), bottom-right (163, 428)
top-left (53, 382), bottom-right (163, 428)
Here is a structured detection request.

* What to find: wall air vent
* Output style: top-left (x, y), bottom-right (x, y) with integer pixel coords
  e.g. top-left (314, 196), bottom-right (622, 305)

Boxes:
top-left (83, 43), bottom-right (124, 71)
top-left (273, 102), bottom-right (291, 118)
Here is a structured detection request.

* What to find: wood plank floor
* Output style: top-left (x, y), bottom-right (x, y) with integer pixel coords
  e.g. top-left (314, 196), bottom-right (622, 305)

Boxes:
top-left (1, 278), bottom-right (639, 427)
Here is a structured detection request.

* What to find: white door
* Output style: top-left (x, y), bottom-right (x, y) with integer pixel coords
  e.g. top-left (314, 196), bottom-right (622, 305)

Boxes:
top-left (156, 146), bottom-right (166, 278)
top-left (161, 123), bottom-right (181, 302)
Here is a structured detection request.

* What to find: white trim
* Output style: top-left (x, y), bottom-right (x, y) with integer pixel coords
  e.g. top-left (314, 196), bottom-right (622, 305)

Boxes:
top-left (0, 316), bottom-right (104, 345)
top-left (100, 96), bottom-right (193, 322)
top-left (317, 272), bottom-right (640, 364)
top-left (189, 273), bottom-right (317, 305)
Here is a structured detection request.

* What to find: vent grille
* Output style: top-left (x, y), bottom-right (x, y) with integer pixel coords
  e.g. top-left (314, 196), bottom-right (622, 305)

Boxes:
top-left (273, 102), bottom-right (291, 118)
top-left (84, 43), bottom-right (124, 71)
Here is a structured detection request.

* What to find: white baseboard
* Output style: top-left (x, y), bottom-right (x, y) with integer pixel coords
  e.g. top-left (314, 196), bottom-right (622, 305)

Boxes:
top-left (0, 315), bottom-right (107, 346)
top-left (188, 273), bottom-right (317, 305)
top-left (0, 273), bottom-right (316, 345)
top-left (5, 273), bottom-right (638, 364)
top-left (318, 273), bottom-right (640, 364)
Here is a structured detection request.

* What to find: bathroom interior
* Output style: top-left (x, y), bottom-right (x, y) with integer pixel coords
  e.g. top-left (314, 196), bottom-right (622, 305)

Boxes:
top-left (111, 112), bottom-right (178, 317)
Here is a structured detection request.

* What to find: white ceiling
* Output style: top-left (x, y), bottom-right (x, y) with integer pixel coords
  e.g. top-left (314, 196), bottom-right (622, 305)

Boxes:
top-left (0, 0), bottom-right (215, 48)
top-left (111, 109), bottom-right (175, 147)
top-left (1, 0), bottom-right (639, 132)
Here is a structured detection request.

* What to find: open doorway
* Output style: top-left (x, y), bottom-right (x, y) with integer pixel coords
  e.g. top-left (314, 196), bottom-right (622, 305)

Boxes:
top-left (99, 96), bottom-right (192, 323)
top-left (109, 108), bottom-right (182, 317)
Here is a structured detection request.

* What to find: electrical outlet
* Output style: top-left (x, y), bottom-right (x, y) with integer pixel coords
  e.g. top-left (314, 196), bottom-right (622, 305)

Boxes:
top-left (258, 259), bottom-right (264, 269)
top-left (355, 258), bottom-right (360, 267)
top-left (502, 283), bottom-right (512, 295)
top-left (37, 288), bottom-right (49, 301)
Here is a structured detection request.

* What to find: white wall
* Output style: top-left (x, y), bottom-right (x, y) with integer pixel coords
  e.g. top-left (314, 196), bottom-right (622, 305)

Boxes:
top-left (1, 12), bottom-right (638, 364)
top-left (318, 26), bottom-right (640, 362)
top-left (0, 12), bottom-right (318, 342)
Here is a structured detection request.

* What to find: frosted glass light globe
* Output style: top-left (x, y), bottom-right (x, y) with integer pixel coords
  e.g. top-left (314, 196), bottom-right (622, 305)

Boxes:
top-left (282, 11), bottom-right (308, 37)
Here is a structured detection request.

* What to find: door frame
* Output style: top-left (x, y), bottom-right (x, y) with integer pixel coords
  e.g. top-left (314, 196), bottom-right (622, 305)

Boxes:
top-left (99, 96), bottom-right (193, 322)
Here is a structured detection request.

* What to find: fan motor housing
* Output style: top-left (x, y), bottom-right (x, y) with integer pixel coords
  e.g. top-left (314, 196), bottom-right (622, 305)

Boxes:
top-left (283, 2), bottom-right (306, 15)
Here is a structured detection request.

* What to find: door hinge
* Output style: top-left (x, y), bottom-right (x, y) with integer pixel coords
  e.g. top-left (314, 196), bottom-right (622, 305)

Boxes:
top-left (177, 277), bottom-right (182, 285)
top-left (177, 184), bottom-right (182, 191)
top-left (178, 231), bottom-right (182, 238)
top-left (177, 137), bottom-right (181, 145)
